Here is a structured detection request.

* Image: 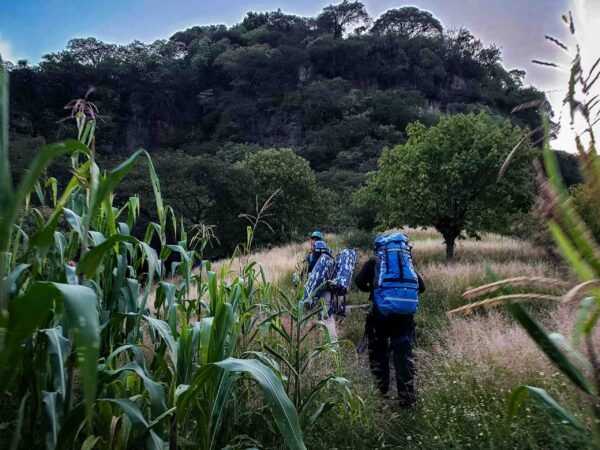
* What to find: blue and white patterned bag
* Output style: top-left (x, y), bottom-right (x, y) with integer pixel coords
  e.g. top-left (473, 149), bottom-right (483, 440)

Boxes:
top-left (302, 253), bottom-right (336, 307)
top-left (331, 248), bottom-right (358, 295)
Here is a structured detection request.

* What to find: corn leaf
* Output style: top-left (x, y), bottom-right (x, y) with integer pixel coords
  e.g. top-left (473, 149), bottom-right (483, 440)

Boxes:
top-left (6, 263), bottom-right (30, 295)
top-left (78, 234), bottom-right (138, 278)
top-left (40, 327), bottom-right (70, 396)
top-left (101, 398), bottom-right (149, 431)
top-left (506, 302), bottom-right (593, 394)
top-left (42, 391), bottom-right (61, 450)
top-left (510, 385), bottom-right (584, 430)
top-left (2, 140), bottom-right (90, 246)
top-left (104, 362), bottom-right (166, 417)
top-left (143, 315), bottom-right (178, 368)
top-left (216, 357), bottom-right (306, 450)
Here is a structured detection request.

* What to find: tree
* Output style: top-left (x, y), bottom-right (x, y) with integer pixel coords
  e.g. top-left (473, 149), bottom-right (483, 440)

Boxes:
top-left (316, 1), bottom-right (370, 39)
top-left (240, 149), bottom-right (330, 243)
top-left (117, 152), bottom-right (253, 256)
top-left (355, 112), bottom-right (535, 261)
top-left (371, 7), bottom-right (443, 38)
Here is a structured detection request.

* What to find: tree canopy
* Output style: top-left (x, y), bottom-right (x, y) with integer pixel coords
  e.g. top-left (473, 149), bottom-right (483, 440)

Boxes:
top-left (6, 3), bottom-right (543, 174)
top-left (371, 7), bottom-right (443, 38)
top-left (355, 112), bottom-right (536, 260)
top-left (316, 1), bottom-right (371, 38)
top-left (240, 149), bottom-right (331, 243)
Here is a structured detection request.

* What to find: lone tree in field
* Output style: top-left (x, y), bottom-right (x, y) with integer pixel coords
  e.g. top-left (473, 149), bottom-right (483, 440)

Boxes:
top-left (355, 112), bottom-right (535, 261)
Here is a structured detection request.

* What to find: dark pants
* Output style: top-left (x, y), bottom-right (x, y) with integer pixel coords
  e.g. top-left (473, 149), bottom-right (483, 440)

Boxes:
top-left (366, 312), bottom-right (416, 406)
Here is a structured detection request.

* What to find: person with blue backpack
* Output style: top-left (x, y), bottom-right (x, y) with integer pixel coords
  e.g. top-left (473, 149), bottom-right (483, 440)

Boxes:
top-left (293, 231), bottom-right (330, 286)
top-left (355, 232), bottom-right (425, 408)
top-left (307, 240), bottom-right (332, 274)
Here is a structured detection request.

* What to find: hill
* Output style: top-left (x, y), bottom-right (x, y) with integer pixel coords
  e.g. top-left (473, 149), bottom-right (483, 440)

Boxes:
top-left (3, 2), bottom-right (555, 253)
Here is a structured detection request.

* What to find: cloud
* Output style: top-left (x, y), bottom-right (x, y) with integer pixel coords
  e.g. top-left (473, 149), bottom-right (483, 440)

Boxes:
top-left (0, 36), bottom-right (16, 63)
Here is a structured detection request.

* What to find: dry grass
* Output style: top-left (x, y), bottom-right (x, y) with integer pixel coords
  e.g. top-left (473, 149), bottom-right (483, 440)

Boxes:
top-left (148, 242), bottom-right (310, 307)
top-left (412, 234), bottom-right (545, 263)
top-left (418, 259), bottom-right (562, 313)
top-left (431, 311), bottom-right (554, 387)
top-left (213, 242), bottom-right (308, 286)
top-left (427, 303), bottom-right (598, 388)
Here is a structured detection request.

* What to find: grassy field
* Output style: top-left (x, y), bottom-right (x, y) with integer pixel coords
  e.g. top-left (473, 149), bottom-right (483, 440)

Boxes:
top-left (247, 230), bottom-right (589, 449)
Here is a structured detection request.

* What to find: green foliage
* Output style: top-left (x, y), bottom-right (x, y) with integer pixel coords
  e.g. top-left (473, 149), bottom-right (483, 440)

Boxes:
top-left (371, 6), bottom-right (443, 38)
top-left (240, 148), bottom-right (332, 243)
top-left (117, 151), bottom-right (253, 256)
top-left (341, 229), bottom-right (373, 251)
top-left (0, 67), bottom-right (344, 449)
top-left (315, 1), bottom-right (370, 39)
top-left (257, 290), bottom-right (363, 432)
top-left (556, 150), bottom-right (584, 187)
top-left (356, 112), bottom-right (536, 259)
top-left (6, 3), bottom-right (543, 196)
top-left (4, 4), bottom-right (545, 253)
top-left (570, 182), bottom-right (600, 242)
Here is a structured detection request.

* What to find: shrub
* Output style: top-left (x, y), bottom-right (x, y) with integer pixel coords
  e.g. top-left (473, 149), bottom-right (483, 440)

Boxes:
top-left (341, 229), bottom-right (374, 251)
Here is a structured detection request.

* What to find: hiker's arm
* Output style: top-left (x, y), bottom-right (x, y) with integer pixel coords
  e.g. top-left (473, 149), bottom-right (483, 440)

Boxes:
top-left (417, 272), bottom-right (426, 294)
top-left (299, 254), bottom-right (310, 280)
top-left (355, 259), bottom-right (375, 292)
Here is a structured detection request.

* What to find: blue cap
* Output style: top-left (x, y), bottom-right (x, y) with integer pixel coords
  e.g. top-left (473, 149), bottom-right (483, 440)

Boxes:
top-left (310, 231), bottom-right (324, 240)
top-left (314, 240), bottom-right (328, 251)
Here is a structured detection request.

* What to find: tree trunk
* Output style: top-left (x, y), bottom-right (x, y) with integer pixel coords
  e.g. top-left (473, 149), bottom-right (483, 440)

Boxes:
top-left (445, 237), bottom-right (455, 261)
top-left (438, 227), bottom-right (461, 263)
top-left (444, 235), bottom-right (456, 262)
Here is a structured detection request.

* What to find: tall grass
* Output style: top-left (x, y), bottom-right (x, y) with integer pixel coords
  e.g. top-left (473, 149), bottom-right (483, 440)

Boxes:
top-left (330, 218), bottom-right (583, 448)
top-left (448, 10), bottom-right (600, 447)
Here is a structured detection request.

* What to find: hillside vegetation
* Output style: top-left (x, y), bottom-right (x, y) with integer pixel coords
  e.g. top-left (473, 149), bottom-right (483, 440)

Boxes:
top-left (5, 2), bottom-right (560, 254)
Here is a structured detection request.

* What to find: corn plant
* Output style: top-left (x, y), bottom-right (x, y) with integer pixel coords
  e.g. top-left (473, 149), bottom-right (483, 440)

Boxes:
top-left (257, 287), bottom-right (363, 431)
top-left (0, 59), bottom-right (307, 450)
top-left (449, 13), bottom-right (600, 446)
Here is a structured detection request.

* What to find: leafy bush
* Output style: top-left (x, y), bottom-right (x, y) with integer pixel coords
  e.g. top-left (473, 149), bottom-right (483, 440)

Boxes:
top-left (570, 182), bottom-right (600, 242)
top-left (341, 229), bottom-right (374, 251)
top-left (240, 148), bottom-right (331, 244)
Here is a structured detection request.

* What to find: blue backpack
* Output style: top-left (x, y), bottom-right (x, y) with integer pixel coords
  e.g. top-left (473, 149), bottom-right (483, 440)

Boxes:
top-left (331, 248), bottom-right (358, 295)
top-left (302, 253), bottom-right (336, 307)
top-left (373, 233), bottom-right (419, 316)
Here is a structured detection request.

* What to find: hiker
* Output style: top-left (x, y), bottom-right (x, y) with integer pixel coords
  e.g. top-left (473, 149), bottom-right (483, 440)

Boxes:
top-left (355, 233), bottom-right (425, 408)
top-left (293, 231), bottom-right (326, 285)
top-left (307, 240), bottom-right (332, 274)
top-left (309, 230), bottom-right (324, 247)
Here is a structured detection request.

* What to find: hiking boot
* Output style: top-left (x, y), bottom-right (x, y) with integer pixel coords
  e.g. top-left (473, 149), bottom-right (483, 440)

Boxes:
top-left (398, 395), bottom-right (417, 410)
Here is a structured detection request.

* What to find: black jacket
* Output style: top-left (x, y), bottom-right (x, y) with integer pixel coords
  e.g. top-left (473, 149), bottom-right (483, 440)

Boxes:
top-left (355, 257), bottom-right (425, 299)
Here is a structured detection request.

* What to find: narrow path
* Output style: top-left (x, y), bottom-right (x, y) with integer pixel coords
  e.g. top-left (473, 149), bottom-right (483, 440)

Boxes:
top-left (323, 316), bottom-right (338, 341)
top-left (323, 303), bottom-right (370, 342)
